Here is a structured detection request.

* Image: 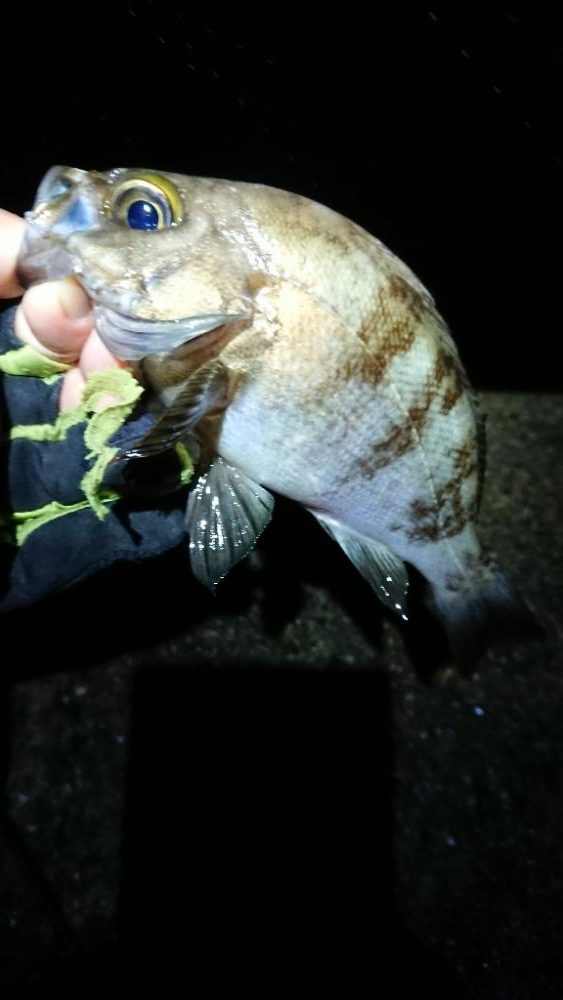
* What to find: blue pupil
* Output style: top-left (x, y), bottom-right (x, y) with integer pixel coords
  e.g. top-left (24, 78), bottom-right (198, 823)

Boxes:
top-left (127, 200), bottom-right (159, 230)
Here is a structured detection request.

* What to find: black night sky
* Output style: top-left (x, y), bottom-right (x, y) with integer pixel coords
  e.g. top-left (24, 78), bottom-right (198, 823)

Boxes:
top-left (2, 3), bottom-right (561, 390)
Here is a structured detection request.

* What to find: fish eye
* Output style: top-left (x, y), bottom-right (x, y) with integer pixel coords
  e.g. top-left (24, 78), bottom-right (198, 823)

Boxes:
top-left (112, 187), bottom-right (172, 230)
top-left (111, 173), bottom-right (183, 231)
top-left (126, 199), bottom-right (161, 230)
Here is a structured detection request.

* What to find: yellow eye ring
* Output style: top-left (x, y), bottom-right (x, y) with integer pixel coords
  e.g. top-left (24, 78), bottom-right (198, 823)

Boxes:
top-left (110, 172), bottom-right (183, 230)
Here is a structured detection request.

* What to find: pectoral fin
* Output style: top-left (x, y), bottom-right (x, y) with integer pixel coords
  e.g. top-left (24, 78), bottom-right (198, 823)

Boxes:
top-left (315, 515), bottom-right (409, 620)
top-left (186, 457), bottom-right (275, 589)
top-left (121, 360), bottom-right (229, 460)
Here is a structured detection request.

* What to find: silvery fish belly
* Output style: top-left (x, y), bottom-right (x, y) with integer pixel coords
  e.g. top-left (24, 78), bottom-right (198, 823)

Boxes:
top-left (17, 165), bottom-right (535, 660)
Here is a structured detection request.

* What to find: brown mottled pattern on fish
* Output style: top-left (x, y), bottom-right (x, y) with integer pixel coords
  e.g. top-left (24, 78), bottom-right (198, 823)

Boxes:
top-left (408, 439), bottom-right (478, 542)
top-left (352, 279), bottom-right (419, 385)
top-left (17, 165), bottom-right (534, 658)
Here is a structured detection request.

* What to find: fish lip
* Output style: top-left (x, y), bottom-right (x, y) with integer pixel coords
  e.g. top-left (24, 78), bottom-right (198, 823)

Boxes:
top-left (16, 231), bottom-right (75, 288)
top-left (94, 305), bottom-right (252, 361)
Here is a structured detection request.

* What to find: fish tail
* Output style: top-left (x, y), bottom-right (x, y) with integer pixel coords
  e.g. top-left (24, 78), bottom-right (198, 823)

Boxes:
top-left (431, 568), bottom-right (542, 665)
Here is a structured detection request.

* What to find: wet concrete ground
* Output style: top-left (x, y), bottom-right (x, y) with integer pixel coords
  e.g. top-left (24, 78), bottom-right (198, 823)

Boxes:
top-left (1, 392), bottom-right (561, 996)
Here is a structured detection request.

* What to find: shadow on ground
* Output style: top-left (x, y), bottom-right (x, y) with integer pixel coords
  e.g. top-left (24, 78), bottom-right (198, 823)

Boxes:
top-left (1, 662), bottom-right (470, 994)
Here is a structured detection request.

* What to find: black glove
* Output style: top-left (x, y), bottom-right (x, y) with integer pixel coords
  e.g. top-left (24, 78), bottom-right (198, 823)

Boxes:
top-left (0, 305), bottom-right (190, 612)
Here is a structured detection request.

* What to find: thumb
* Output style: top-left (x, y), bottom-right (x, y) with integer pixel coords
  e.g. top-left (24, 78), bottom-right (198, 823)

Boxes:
top-left (0, 210), bottom-right (25, 299)
top-left (15, 278), bottom-right (94, 362)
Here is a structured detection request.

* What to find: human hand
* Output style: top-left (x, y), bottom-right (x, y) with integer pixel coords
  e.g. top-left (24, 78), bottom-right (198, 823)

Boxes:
top-left (0, 209), bottom-right (123, 410)
top-left (0, 212), bottom-right (189, 615)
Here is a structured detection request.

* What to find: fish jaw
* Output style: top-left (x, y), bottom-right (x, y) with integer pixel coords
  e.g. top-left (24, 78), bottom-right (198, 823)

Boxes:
top-left (16, 230), bottom-right (74, 287)
top-left (16, 166), bottom-right (107, 287)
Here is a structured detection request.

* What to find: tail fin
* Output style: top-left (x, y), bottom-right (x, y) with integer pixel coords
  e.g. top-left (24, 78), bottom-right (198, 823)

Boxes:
top-left (432, 570), bottom-right (543, 666)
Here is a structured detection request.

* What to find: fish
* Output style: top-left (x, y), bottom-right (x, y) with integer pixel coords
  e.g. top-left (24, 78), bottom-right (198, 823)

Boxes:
top-left (17, 165), bottom-right (537, 661)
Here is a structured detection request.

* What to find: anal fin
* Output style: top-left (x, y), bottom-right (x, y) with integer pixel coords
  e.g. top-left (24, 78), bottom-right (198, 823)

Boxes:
top-left (315, 515), bottom-right (409, 620)
top-left (186, 457), bottom-right (275, 588)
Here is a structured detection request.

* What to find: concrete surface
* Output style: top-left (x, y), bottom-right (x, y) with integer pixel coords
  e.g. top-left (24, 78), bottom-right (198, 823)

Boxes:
top-left (0, 392), bottom-right (561, 996)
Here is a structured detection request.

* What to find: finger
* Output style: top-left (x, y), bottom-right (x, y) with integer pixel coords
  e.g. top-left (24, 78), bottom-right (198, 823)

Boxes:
top-left (80, 329), bottom-right (129, 411)
top-left (15, 278), bottom-right (93, 361)
top-left (59, 329), bottom-right (128, 412)
top-left (79, 328), bottom-right (126, 379)
top-left (58, 366), bottom-right (86, 412)
top-left (0, 210), bottom-right (25, 298)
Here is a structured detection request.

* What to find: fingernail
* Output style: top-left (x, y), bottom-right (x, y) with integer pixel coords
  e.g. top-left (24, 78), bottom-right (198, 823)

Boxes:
top-left (59, 279), bottom-right (92, 321)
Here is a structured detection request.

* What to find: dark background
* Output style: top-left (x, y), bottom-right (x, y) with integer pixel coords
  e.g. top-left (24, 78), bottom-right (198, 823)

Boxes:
top-left (2, 2), bottom-right (561, 390)
top-left (1, 5), bottom-right (562, 996)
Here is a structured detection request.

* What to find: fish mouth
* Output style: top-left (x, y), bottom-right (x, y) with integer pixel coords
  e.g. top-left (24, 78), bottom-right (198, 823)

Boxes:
top-left (94, 305), bottom-right (251, 361)
top-left (16, 230), bottom-right (75, 288)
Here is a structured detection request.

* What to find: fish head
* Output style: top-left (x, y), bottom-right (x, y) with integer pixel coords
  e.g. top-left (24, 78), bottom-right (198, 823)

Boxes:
top-left (17, 166), bottom-right (255, 359)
